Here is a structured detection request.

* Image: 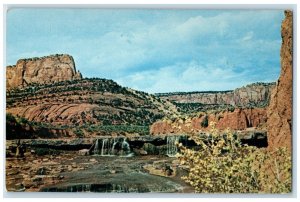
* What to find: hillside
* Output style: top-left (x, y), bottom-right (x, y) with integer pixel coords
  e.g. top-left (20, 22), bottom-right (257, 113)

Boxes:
top-left (6, 77), bottom-right (181, 138)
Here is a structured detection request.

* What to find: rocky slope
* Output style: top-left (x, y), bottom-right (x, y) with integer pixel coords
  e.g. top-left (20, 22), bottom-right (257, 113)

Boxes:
top-left (156, 82), bottom-right (275, 110)
top-left (267, 11), bottom-right (293, 151)
top-left (6, 78), bottom-right (178, 138)
top-left (6, 54), bottom-right (82, 89)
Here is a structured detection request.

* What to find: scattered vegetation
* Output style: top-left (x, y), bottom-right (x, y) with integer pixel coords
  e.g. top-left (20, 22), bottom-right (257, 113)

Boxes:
top-left (6, 78), bottom-right (171, 127)
top-left (177, 122), bottom-right (291, 193)
top-left (73, 128), bottom-right (84, 138)
top-left (6, 113), bottom-right (33, 140)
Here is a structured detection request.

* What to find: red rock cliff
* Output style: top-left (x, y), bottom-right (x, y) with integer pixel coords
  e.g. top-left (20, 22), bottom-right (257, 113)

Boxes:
top-left (150, 108), bottom-right (267, 135)
top-left (6, 54), bottom-right (82, 89)
top-left (267, 11), bottom-right (293, 151)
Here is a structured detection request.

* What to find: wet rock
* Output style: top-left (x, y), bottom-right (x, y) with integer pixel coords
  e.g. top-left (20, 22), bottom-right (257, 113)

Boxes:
top-left (78, 149), bottom-right (90, 156)
top-left (7, 170), bottom-right (19, 176)
top-left (71, 163), bottom-right (77, 168)
top-left (23, 165), bottom-right (31, 170)
top-left (133, 148), bottom-right (147, 155)
top-left (36, 167), bottom-right (48, 175)
top-left (14, 183), bottom-right (25, 192)
top-left (22, 180), bottom-right (34, 189)
top-left (67, 165), bottom-right (73, 171)
top-left (139, 150), bottom-right (148, 155)
top-left (89, 158), bottom-right (97, 163)
top-left (143, 160), bottom-right (176, 178)
top-left (32, 160), bottom-right (40, 164)
top-left (142, 143), bottom-right (159, 155)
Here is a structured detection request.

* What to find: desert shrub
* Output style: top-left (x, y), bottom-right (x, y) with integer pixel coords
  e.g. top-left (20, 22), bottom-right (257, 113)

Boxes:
top-left (74, 128), bottom-right (84, 138)
top-left (19, 117), bottom-right (28, 125)
top-left (6, 113), bottom-right (16, 122)
top-left (177, 122), bottom-right (291, 193)
top-left (200, 115), bottom-right (208, 128)
top-left (255, 147), bottom-right (292, 193)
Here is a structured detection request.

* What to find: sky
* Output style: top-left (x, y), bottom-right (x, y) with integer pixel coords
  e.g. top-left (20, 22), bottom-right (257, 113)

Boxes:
top-left (6, 9), bottom-right (284, 93)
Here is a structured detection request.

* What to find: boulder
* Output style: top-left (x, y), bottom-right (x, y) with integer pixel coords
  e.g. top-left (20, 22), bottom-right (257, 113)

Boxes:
top-left (78, 149), bottom-right (90, 156)
top-left (143, 162), bottom-right (176, 177)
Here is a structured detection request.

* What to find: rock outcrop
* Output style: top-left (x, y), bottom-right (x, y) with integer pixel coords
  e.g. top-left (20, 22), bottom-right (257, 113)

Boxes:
top-left (267, 11), bottom-right (293, 151)
top-left (156, 82), bottom-right (275, 108)
top-left (6, 54), bottom-right (82, 89)
top-left (150, 108), bottom-right (267, 135)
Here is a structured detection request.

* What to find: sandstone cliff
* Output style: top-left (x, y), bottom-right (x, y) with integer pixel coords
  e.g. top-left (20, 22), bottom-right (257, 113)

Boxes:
top-left (267, 11), bottom-right (293, 151)
top-left (156, 82), bottom-right (275, 108)
top-left (150, 108), bottom-right (267, 135)
top-left (6, 54), bottom-right (82, 89)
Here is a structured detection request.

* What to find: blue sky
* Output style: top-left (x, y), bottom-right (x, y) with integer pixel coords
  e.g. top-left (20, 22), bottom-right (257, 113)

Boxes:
top-left (6, 9), bottom-right (284, 93)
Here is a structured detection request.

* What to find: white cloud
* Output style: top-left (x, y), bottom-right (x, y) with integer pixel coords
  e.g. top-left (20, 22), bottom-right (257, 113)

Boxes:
top-left (7, 9), bottom-right (284, 93)
top-left (116, 60), bottom-right (252, 93)
top-left (241, 31), bottom-right (254, 41)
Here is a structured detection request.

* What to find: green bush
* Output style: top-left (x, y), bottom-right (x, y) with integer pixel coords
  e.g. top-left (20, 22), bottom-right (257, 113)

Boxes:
top-left (177, 122), bottom-right (291, 193)
top-left (200, 116), bottom-right (208, 128)
top-left (74, 128), bottom-right (84, 138)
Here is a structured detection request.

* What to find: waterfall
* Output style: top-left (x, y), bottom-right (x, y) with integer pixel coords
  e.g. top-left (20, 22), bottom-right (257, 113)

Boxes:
top-left (100, 139), bottom-right (115, 156)
top-left (93, 137), bottom-right (132, 156)
top-left (112, 138), bottom-right (118, 155)
top-left (166, 136), bottom-right (180, 157)
top-left (121, 138), bottom-right (130, 156)
top-left (93, 139), bottom-right (100, 155)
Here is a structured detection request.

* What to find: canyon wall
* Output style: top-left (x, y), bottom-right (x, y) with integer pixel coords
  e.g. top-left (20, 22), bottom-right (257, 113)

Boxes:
top-left (150, 108), bottom-right (267, 135)
top-left (157, 82), bottom-right (275, 108)
top-left (267, 11), bottom-right (293, 151)
top-left (6, 54), bottom-right (82, 89)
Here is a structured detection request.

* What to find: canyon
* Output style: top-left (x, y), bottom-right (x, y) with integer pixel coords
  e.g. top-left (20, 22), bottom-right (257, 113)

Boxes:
top-left (5, 11), bottom-right (292, 193)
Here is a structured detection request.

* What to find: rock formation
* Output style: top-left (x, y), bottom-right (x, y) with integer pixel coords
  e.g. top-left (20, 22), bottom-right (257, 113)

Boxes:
top-left (267, 11), bottom-right (293, 151)
top-left (6, 54), bottom-right (82, 89)
top-left (156, 82), bottom-right (275, 108)
top-left (150, 108), bottom-right (267, 135)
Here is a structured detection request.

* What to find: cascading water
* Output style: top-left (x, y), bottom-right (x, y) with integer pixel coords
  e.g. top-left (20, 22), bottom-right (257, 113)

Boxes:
top-left (121, 138), bottom-right (131, 156)
top-left (166, 136), bottom-right (180, 157)
top-left (93, 137), bottom-right (132, 157)
top-left (93, 139), bottom-right (100, 155)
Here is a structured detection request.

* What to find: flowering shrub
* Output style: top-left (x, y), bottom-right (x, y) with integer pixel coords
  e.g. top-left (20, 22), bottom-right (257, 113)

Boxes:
top-left (177, 122), bottom-right (291, 193)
